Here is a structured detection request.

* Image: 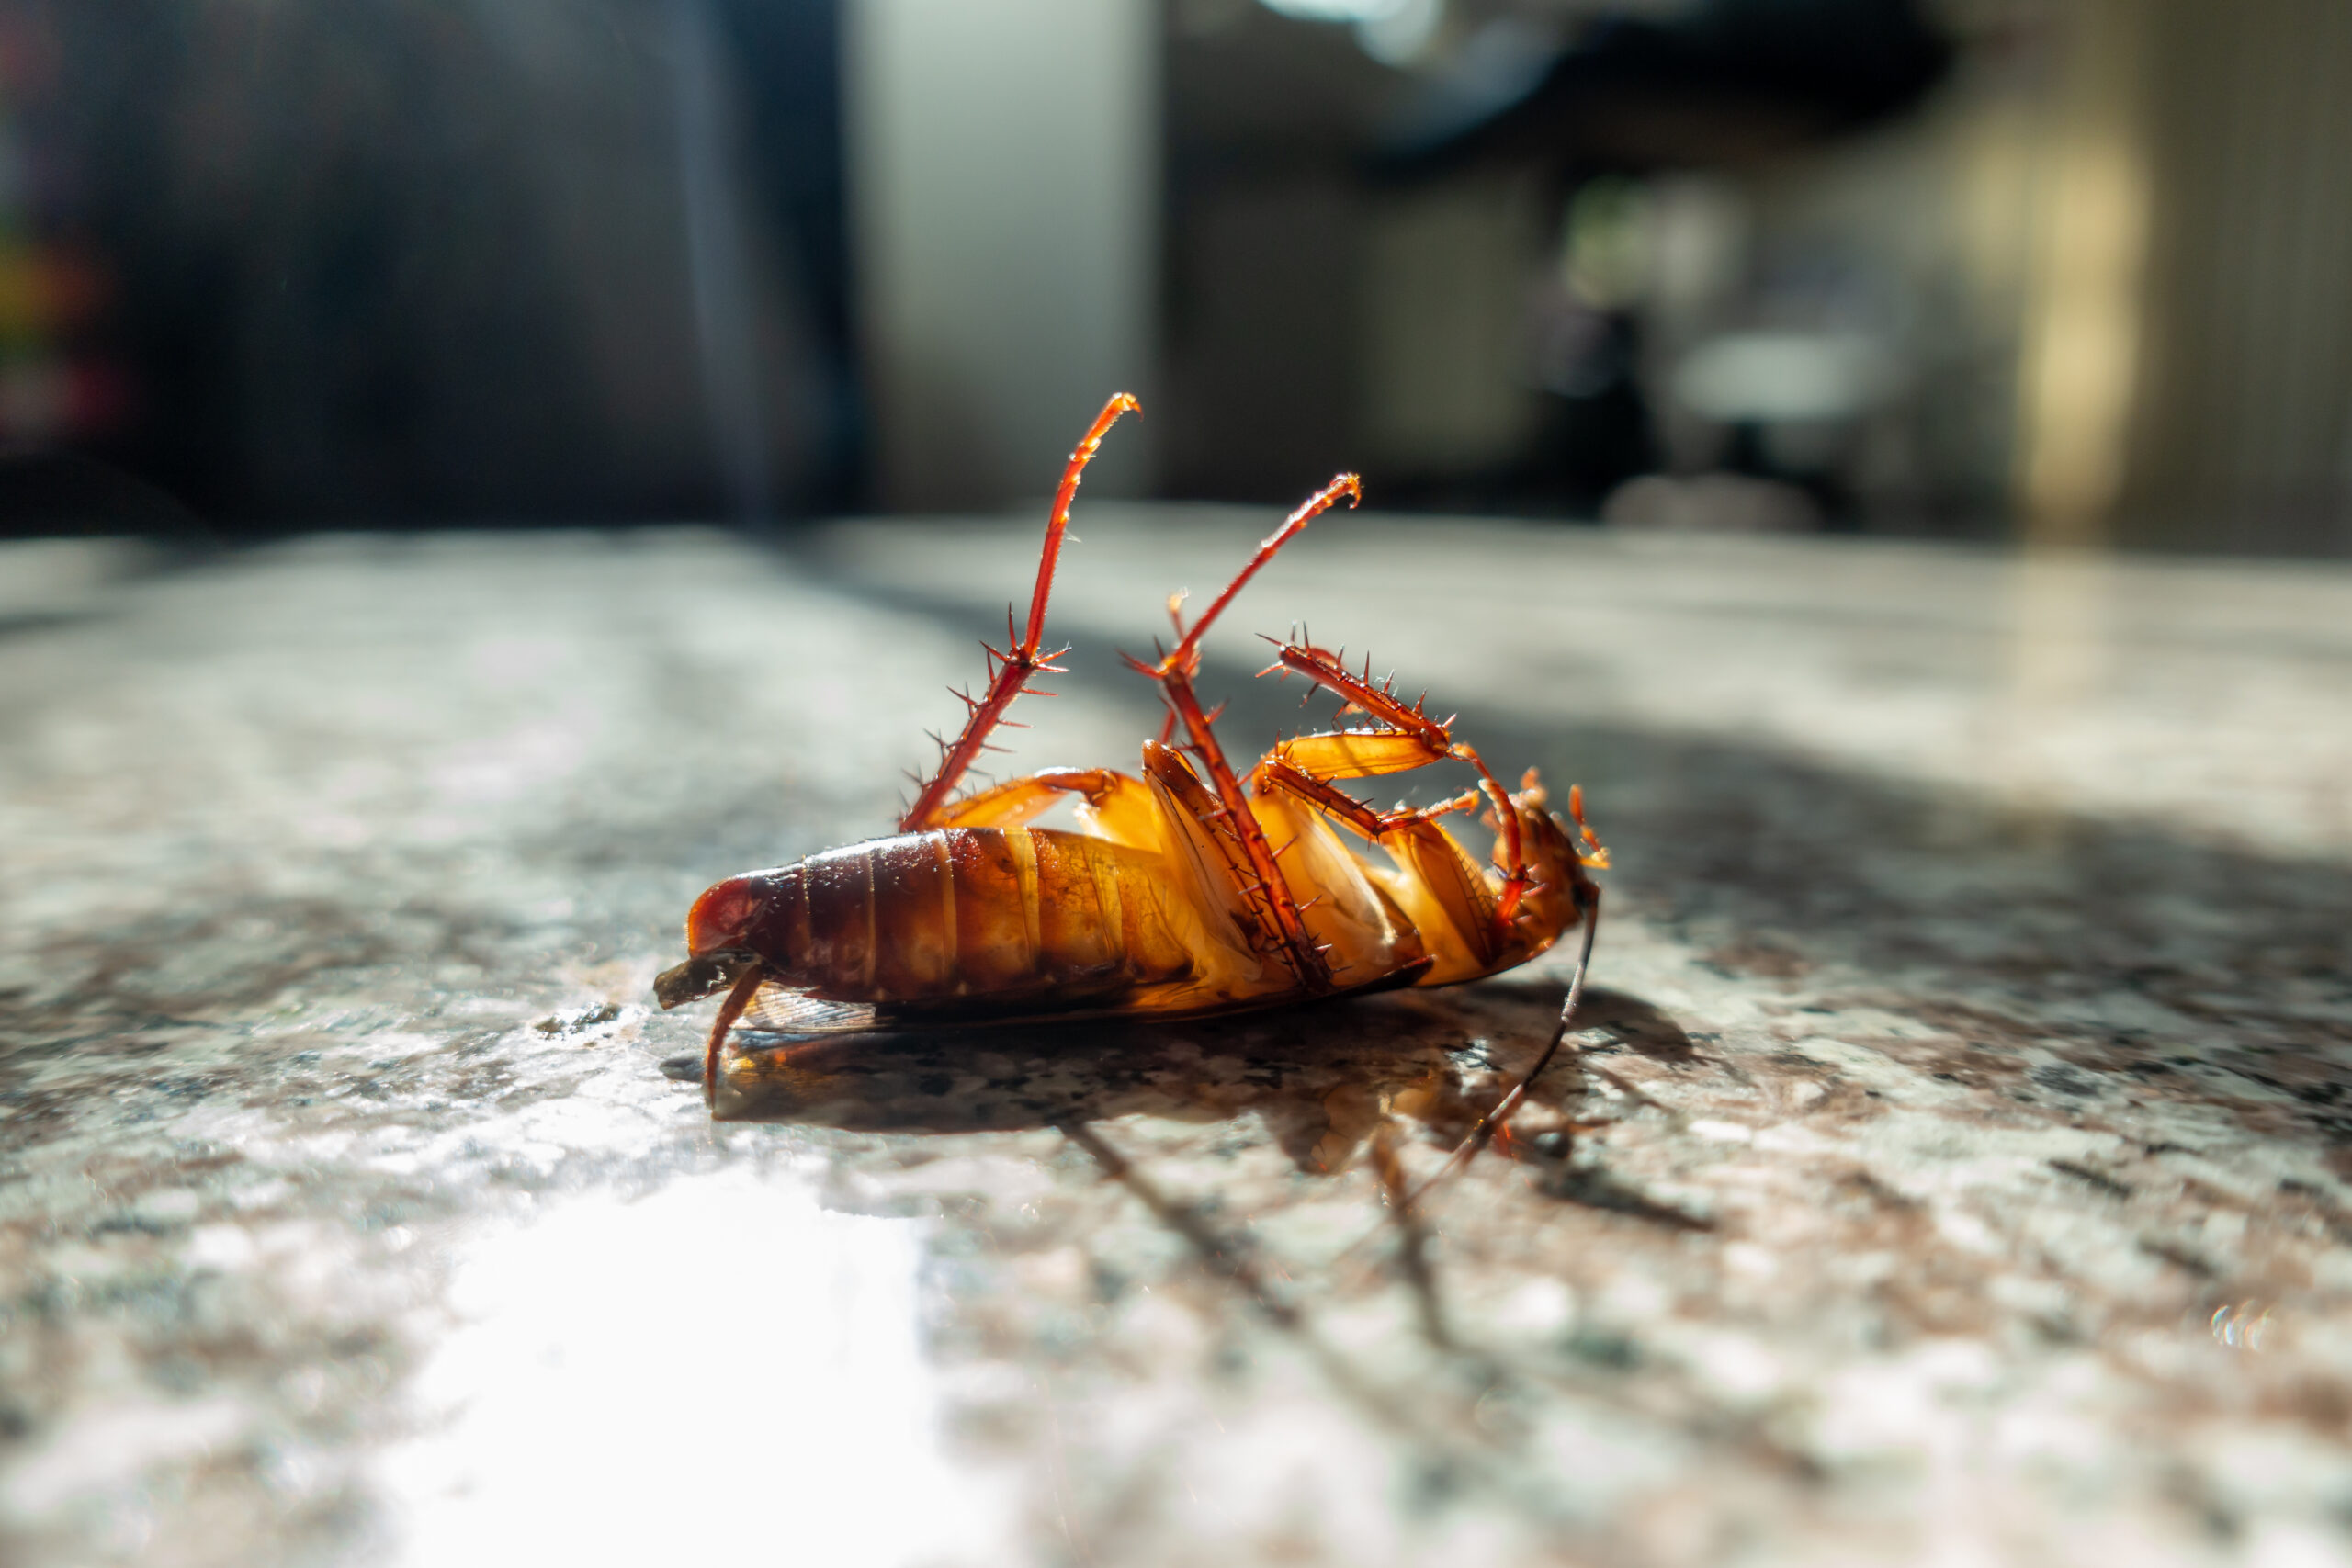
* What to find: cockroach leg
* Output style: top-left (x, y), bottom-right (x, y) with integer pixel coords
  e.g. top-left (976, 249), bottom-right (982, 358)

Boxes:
top-left (899, 392), bottom-right (1139, 833)
top-left (1267, 641), bottom-right (1531, 928)
top-left (1148, 662), bottom-right (1330, 987)
top-left (701, 961), bottom-right (767, 1110)
top-left (1566, 781), bottom-right (1611, 869)
top-left (1125, 473), bottom-right (1363, 991)
top-left (929, 765), bottom-right (1174, 856)
top-left (1166, 473), bottom-right (1361, 658)
top-left (927, 768), bottom-right (1120, 828)
top-left (1323, 881), bottom-right (1601, 1288)
top-left (1252, 755), bottom-right (1479, 840)
top-left (1137, 741), bottom-right (1288, 952)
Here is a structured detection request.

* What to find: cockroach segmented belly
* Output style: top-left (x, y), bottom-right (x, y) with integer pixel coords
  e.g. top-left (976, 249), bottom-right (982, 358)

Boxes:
top-left (655, 392), bottom-right (1609, 1177)
top-left (679, 828), bottom-right (1195, 1009)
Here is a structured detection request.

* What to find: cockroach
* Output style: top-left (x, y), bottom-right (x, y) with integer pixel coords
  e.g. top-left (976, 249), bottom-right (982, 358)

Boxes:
top-left (656, 393), bottom-right (1607, 1178)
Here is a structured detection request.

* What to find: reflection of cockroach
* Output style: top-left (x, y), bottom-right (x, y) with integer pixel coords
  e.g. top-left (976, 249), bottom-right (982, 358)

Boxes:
top-left (657, 394), bottom-right (1607, 1168)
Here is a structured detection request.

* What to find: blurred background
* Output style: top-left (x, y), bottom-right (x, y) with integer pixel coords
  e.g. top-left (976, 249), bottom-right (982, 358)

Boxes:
top-left (2, 0), bottom-right (2348, 555)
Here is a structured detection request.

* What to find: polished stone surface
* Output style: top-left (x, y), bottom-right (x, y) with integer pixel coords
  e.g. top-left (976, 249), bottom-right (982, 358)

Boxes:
top-left (3, 520), bottom-right (2349, 1566)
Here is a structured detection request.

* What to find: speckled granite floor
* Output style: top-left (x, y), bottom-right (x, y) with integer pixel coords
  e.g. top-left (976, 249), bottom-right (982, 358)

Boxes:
top-left (2, 519), bottom-right (2348, 1567)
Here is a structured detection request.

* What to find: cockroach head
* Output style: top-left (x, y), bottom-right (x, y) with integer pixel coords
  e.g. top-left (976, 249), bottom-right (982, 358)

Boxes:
top-left (683, 873), bottom-right (769, 957)
top-left (652, 870), bottom-right (787, 1008)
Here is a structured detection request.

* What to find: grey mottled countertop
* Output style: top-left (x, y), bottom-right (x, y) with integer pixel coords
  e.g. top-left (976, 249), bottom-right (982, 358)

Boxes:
top-left (2, 518), bottom-right (2348, 1567)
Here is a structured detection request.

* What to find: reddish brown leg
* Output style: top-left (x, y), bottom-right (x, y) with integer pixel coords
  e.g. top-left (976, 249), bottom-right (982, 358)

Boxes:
top-left (1329, 879), bottom-right (1601, 1283)
top-left (899, 392), bottom-right (1139, 832)
top-left (701, 961), bottom-right (767, 1111)
top-left (1267, 642), bottom-right (1531, 929)
top-left (1168, 473), bottom-right (1360, 654)
top-left (1147, 664), bottom-right (1329, 986)
top-left (1252, 756), bottom-right (1480, 840)
top-left (1125, 473), bottom-right (1363, 990)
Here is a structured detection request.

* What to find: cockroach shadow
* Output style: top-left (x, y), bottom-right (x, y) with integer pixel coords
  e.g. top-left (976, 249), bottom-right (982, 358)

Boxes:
top-left (1569, 987), bottom-right (1695, 1062)
top-left (686, 978), bottom-right (1681, 1177)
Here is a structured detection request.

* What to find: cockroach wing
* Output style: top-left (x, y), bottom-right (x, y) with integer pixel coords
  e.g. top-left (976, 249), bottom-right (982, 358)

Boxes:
top-left (738, 985), bottom-right (884, 1037)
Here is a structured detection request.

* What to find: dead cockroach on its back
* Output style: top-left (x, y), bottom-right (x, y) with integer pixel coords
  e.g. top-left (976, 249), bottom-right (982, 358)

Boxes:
top-left (656, 393), bottom-right (1607, 1180)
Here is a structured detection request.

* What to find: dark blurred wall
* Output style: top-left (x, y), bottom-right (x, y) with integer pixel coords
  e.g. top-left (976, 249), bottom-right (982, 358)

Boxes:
top-left (847, 0), bottom-right (1158, 513)
top-left (1159, 0), bottom-right (1962, 517)
top-left (0, 0), bottom-right (854, 530)
top-left (1165, 0), bottom-right (2352, 554)
top-left (2005, 0), bottom-right (2352, 558)
top-left (2108, 1), bottom-right (2352, 555)
top-left (1162, 2), bottom-right (1384, 505)
top-left (8, 0), bottom-right (2347, 550)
